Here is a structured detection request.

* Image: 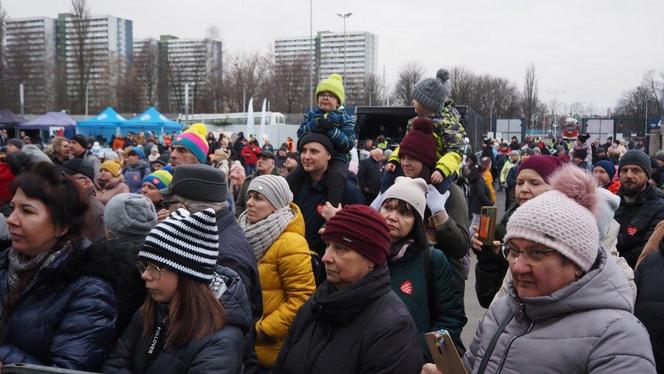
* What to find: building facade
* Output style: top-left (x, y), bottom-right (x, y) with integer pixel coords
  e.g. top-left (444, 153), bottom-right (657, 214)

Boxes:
top-left (56, 13), bottom-right (133, 114)
top-left (274, 31), bottom-right (377, 108)
top-left (4, 17), bottom-right (57, 113)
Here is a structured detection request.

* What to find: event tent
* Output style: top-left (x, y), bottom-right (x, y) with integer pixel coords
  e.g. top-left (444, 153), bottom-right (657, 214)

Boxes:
top-left (120, 107), bottom-right (182, 135)
top-left (19, 112), bottom-right (77, 138)
top-left (0, 110), bottom-right (26, 131)
top-left (76, 107), bottom-right (126, 141)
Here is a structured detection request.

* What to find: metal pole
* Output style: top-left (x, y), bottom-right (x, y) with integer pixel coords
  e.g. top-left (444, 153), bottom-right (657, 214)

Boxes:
top-left (185, 83), bottom-right (189, 126)
top-left (309, 0), bottom-right (313, 111)
top-left (337, 13), bottom-right (352, 78)
top-left (19, 83), bottom-right (24, 116)
top-left (645, 99), bottom-right (648, 137)
top-left (84, 84), bottom-right (89, 116)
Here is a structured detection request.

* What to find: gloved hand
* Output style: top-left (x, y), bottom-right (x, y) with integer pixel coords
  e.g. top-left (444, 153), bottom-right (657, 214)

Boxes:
top-left (316, 117), bottom-right (334, 131)
top-left (370, 192), bottom-right (384, 211)
top-left (426, 185), bottom-right (450, 215)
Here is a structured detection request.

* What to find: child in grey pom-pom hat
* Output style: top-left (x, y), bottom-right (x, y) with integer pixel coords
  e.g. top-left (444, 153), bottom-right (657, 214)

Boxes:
top-left (381, 68), bottom-right (468, 198)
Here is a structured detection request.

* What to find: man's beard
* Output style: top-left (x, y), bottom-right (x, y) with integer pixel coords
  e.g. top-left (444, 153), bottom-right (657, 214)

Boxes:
top-left (621, 180), bottom-right (647, 197)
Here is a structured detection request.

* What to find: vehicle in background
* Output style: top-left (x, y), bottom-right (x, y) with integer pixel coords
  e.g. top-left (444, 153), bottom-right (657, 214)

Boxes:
top-left (562, 117), bottom-right (580, 140)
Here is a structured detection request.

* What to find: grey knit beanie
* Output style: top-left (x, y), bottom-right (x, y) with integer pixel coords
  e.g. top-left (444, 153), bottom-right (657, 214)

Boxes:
top-left (104, 193), bottom-right (157, 236)
top-left (412, 68), bottom-right (451, 113)
top-left (655, 150), bottom-right (664, 163)
top-left (382, 177), bottom-right (428, 219)
top-left (619, 150), bottom-right (652, 178)
top-left (248, 175), bottom-right (292, 210)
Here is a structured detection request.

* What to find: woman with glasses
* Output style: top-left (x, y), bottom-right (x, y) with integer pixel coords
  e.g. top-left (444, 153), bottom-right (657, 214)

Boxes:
top-left (103, 208), bottom-right (251, 374)
top-left (0, 162), bottom-right (126, 370)
top-left (237, 175), bottom-right (315, 371)
top-left (471, 155), bottom-right (564, 307)
top-left (461, 164), bottom-right (656, 373)
top-left (379, 177), bottom-right (467, 359)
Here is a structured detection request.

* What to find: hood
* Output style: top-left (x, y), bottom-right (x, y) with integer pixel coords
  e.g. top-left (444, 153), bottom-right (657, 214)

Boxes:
top-left (209, 265), bottom-right (252, 334)
top-left (506, 249), bottom-right (634, 321)
top-left (284, 203), bottom-right (305, 236)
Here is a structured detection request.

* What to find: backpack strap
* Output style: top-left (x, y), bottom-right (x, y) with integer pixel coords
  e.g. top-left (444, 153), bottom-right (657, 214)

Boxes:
top-left (477, 311), bottom-right (514, 374)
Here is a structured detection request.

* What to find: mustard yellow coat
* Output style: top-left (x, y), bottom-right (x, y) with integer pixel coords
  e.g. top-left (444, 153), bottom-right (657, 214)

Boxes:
top-left (255, 203), bottom-right (316, 367)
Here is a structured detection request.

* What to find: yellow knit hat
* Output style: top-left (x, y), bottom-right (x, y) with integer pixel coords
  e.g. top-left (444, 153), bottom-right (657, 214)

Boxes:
top-left (100, 160), bottom-right (121, 177)
top-left (315, 73), bottom-right (345, 105)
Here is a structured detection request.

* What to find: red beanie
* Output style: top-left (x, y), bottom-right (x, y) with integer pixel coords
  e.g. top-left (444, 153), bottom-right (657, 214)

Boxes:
top-left (517, 155), bottom-right (564, 183)
top-left (321, 204), bottom-right (390, 266)
top-left (399, 117), bottom-right (437, 169)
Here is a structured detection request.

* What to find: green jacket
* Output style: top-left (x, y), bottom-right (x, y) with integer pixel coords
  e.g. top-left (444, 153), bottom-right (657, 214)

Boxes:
top-left (388, 244), bottom-right (467, 362)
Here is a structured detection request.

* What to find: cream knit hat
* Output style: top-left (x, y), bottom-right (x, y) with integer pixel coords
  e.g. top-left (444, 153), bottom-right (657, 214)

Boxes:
top-left (382, 176), bottom-right (428, 219)
top-left (504, 164), bottom-right (599, 272)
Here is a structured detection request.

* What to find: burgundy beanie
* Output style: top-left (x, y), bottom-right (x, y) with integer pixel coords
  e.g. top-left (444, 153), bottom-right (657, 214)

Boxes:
top-left (322, 204), bottom-right (390, 266)
top-left (399, 117), bottom-right (437, 169)
top-left (517, 155), bottom-right (564, 183)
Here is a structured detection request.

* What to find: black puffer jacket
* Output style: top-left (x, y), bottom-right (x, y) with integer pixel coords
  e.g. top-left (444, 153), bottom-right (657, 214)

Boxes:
top-left (273, 265), bottom-right (423, 374)
top-left (615, 185), bottom-right (664, 267)
top-left (635, 246), bottom-right (664, 373)
top-left (102, 265), bottom-right (252, 374)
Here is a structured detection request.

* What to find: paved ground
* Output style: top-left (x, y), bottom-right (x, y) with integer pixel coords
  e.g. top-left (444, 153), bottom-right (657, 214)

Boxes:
top-left (460, 186), bottom-right (507, 347)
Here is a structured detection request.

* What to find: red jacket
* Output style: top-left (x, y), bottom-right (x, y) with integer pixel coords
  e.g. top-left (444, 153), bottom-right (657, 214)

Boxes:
top-left (241, 144), bottom-right (261, 166)
top-left (0, 163), bottom-right (15, 207)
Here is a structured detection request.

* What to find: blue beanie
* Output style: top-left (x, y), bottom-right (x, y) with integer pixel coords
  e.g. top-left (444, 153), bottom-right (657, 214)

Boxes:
top-left (595, 160), bottom-right (615, 180)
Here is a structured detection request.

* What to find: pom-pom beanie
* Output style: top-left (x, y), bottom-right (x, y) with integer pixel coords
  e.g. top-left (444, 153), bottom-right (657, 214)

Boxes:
top-left (517, 155), bottom-right (564, 182)
top-left (315, 73), bottom-right (345, 105)
top-left (399, 117), bottom-right (437, 169)
top-left (412, 68), bottom-right (451, 113)
top-left (100, 160), bottom-right (121, 177)
top-left (172, 123), bottom-right (209, 164)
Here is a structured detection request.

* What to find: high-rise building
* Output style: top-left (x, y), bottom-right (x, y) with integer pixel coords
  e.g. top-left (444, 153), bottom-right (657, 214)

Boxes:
top-left (274, 31), bottom-right (377, 108)
top-left (56, 13), bottom-right (133, 113)
top-left (159, 36), bottom-right (223, 113)
top-left (4, 17), bottom-right (57, 113)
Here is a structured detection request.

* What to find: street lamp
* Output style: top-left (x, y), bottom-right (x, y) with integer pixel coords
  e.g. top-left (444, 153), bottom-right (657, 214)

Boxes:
top-left (309, 0), bottom-right (314, 111)
top-left (337, 12), bottom-right (352, 78)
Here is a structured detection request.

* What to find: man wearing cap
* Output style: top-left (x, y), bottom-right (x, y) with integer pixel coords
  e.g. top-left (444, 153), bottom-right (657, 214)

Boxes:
top-left (280, 152), bottom-right (299, 177)
top-left (614, 150), bottom-right (664, 268)
top-left (63, 158), bottom-right (105, 242)
top-left (70, 134), bottom-right (100, 178)
top-left (161, 164), bottom-right (261, 370)
top-left (235, 150), bottom-right (280, 218)
top-left (121, 148), bottom-right (151, 193)
top-left (594, 160), bottom-right (621, 194)
top-left (292, 133), bottom-right (365, 259)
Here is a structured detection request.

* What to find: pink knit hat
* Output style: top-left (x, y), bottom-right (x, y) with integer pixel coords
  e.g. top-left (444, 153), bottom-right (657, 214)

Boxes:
top-left (504, 164), bottom-right (599, 272)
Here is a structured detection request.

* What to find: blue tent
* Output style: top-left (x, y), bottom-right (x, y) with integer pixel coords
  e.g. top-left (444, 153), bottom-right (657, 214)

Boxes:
top-left (76, 107), bottom-right (126, 141)
top-left (121, 107), bottom-right (182, 135)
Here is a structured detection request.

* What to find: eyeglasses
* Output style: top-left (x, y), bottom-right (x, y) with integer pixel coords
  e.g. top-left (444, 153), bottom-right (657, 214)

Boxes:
top-left (318, 92), bottom-right (336, 100)
top-left (137, 261), bottom-right (163, 280)
top-left (501, 244), bottom-right (556, 264)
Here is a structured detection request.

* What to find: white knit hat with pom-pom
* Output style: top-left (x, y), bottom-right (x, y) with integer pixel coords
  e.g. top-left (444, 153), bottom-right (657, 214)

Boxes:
top-left (504, 164), bottom-right (599, 271)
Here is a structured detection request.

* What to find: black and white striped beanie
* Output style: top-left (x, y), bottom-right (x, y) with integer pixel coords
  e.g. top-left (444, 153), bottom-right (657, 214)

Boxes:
top-left (139, 208), bottom-right (219, 282)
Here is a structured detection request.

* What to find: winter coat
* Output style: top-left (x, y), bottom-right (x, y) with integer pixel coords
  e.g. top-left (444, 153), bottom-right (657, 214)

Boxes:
top-left (615, 184), bottom-right (664, 267)
top-left (297, 107), bottom-right (356, 162)
top-left (82, 190), bottom-right (106, 242)
top-left (463, 250), bottom-right (656, 373)
top-left (388, 244), bottom-right (467, 361)
top-left (293, 173), bottom-right (365, 256)
top-left (635, 245), bottom-right (664, 373)
top-left (241, 144), bottom-right (261, 166)
top-left (499, 159), bottom-right (516, 184)
top-left (273, 265), bottom-right (424, 374)
top-left (468, 168), bottom-right (494, 214)
top-left (94, 177), bottom-right (130, 206)
top-left (122, 161), bottom-right (151, 193)
top-left (255, 204), bottom-right (316, 367)
top-left (357, 156), bottom-right (383, 196)
top-left (0, 242), bottom-right (133, 371)
top-left (102, 266), bottom-right (251, 374)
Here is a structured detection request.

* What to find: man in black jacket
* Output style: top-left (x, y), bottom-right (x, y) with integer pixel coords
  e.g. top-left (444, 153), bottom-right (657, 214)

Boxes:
top-left (615, 150), bottom-right (664, 268)
top-left (357, 148), bottom-right (383, 203)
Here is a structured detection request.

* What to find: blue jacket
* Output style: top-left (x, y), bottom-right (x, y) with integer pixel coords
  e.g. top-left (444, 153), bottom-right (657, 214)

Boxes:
top-left (293, 173), bottom-right (365, 256)
top-left (297, 108), bottom-right (356, 162)
top-left (0, 242), bottom-right (126, 371)
top-left (122, 161), bottom-right (151, 193)
top-left (103, 266), bottom-right (251, 374)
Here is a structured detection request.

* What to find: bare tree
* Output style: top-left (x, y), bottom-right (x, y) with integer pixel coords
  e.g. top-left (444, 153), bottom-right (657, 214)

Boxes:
top-left (70, 0), bottom-right (93, 114)
top-left (356, 73), bottom-right (385, 106)
top-left (449, 66), bottom-right (475, 106)
top-left (267, 55), bottom-right (309, 113)
top-left (614, 77), bottom-right (662, 136)
top-left (391, 63), bottom-right (424, 106)
top-left (5, 31), bottom-right (35, 113)
top-left (521, 63), bottom-right (539, 130)
top-left (0, 1), bottom-right (8, 109)
top-left (134, 40), bottom-right (159, 107)
top-left (116, 65), bottom-right (142, 113)
top-left (223, 52), bottom-right (271, 112)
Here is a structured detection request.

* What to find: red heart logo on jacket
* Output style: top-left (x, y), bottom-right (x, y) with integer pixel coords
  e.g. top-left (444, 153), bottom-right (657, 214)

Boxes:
top-left (400, 280), bottom-right (413, 295)
top-left (627, 226), bottom-right (638, 236)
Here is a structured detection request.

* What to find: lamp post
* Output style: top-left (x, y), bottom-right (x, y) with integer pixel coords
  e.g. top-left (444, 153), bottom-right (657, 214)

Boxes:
top-left (309, 0), bottom-right (314, 111)
top-left (337, 12), bottom-right (352, 78)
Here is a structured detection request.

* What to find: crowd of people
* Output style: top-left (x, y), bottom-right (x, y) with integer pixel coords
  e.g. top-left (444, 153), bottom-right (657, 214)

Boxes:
top-left (0, 68), bottom-right (661, 374)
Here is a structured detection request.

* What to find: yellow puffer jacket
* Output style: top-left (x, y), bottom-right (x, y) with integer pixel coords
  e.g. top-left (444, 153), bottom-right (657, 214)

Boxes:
top-left (255, 203), bottom-right (316, 367)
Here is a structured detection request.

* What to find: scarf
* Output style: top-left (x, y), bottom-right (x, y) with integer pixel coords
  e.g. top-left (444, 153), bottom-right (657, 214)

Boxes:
top-left (238, 205), bottom-right (294, 260)
top-left (387, 239), bottom-right (413, 262)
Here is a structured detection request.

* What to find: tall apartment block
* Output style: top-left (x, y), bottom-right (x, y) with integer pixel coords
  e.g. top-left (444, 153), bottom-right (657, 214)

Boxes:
top-left (56, 13), bottom-right (133, 113)
top-left (4, 17), bottom-right (57, 113)
top-left (274, 31), bottom-right (377, 107)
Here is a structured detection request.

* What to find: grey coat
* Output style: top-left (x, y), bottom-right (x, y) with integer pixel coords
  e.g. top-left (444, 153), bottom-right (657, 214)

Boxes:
top-left (463, 250), bottom-right (656, 374)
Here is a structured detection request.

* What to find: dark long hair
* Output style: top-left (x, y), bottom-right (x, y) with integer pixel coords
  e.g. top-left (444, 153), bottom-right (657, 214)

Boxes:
top-left (382, 198), bottom-right (429, 251)
top-left (142, 275), bottom-right (226, 348)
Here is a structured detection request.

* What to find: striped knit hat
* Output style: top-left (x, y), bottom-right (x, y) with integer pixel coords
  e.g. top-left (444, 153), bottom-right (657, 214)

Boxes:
top-left (139, 208), bottom-right (219, 282)
top-left (143, 170), bottom-right (173, 190)
top-left (172, 123), bottom-right (209, 164)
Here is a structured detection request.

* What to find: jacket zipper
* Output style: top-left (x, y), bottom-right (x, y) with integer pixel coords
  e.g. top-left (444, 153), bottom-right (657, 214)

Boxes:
top-left (496, 304), bottom-right (534, 374)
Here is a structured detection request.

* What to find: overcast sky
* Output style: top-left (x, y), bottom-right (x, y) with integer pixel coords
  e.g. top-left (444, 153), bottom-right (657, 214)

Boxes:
top-left (4, 0), bottom-right (664, 112)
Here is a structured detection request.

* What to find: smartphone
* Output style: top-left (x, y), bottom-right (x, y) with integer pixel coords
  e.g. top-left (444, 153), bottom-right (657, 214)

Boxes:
top-left (478, 206), bottom-right (497, 246)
